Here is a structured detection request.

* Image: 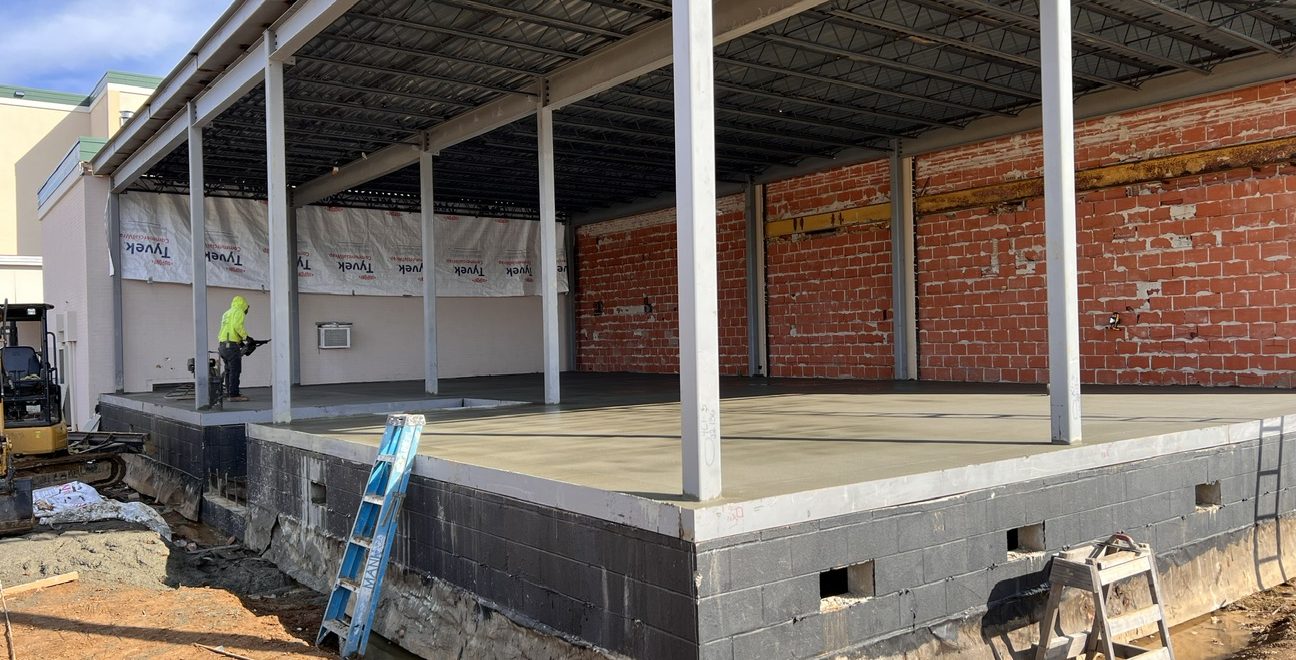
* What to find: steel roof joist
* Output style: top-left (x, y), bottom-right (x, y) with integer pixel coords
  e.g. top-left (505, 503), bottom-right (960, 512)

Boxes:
top-left (822, 8), bottom-right (1138, 91)
top-left (714, 55), bottom-right (1013, 118)
top-left (1127, 0), bottom-right (1283, 54)
top-left (951, 0), bottom-right (1212, 75)
top-left (292, 0), bottom-right (827, 206)
top-left (758, 33), bottom-right (1041, 102)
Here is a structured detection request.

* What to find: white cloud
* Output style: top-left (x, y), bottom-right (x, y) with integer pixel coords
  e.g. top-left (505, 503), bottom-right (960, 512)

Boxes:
top-left (0, 0), bottom-right (230, 90)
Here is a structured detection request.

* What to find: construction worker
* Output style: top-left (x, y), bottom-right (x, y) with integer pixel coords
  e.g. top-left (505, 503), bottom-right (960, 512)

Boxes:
top-left (218, 295), bottom-right (251, 402)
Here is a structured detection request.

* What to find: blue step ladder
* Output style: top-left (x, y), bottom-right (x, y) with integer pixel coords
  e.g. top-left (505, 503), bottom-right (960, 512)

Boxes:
top-left (317, 413), bottom-right (425, 658)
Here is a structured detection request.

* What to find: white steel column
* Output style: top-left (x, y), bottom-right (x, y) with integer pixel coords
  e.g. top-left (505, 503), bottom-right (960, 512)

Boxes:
top-left (287, 205), bottom-right (301, 385)
top-left (1041, 1), bottom-right (1082, 444)
top-left (889, 144), bottom-right (917, 381)
top-left (673, 0), bottom-right (722, 501)
top-left (420, 149), bottom-right (438, 394)
top-left (109, 193), bottom-right (124, 392)
top-left (265, 33), bottom-right (292, 423)
top-left (537, 106), bottom-right (561, 405)
top-left (188, 103), bottom-right (210, 409)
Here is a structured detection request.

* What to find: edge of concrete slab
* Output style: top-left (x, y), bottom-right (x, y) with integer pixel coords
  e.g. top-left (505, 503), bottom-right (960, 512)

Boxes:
top-left (248, 413), bottom-right (1296, 543)
top-left (100, 393), bottom-right (524, 426)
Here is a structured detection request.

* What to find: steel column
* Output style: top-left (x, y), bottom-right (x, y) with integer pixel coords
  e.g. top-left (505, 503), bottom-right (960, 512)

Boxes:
top-left (674, 0), bottom-right (722, 501)
top-left (265, 32), bottom-right (292, 423)
top-left (743, 179), bottom-right (765, 377)
top-left (1041, 1), bottom-right (1082, 444)
top-left (288, 205), bottom-right (301, 385)
top-left (189, 104), bottom-right (210, 409)
top-left (538, 106), bottom-right (561, 405)
top-left (420, 149), bottom-right (438, 394)
top-left (109, 193), bottom-right (124, 393)
top-left (889, 144), bottom-right (917, 380)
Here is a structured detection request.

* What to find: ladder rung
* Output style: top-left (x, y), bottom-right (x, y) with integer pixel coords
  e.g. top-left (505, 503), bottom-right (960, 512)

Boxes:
top-left (1108, 606), bottom-right (1162, 637)
top-left (338, 577), bottom-right (359, 592)
top-left (1037, 632), bottom-right (1087, 660)
top-left (362, 493), bottom-right (386, 506)
top-left (375, 453), bottom-right (396, 462)
top-left (1099, 556), bottom-right (1151, 585)
top-left (321, 619), bottom-right (349, 641)
top-left (1120, 646), bottom-right (1169, 660)
top-left (350, 534), bottom-right (371, 549)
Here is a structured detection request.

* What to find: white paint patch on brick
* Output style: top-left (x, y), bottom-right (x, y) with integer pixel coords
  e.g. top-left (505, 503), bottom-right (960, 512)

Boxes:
top-left (1169, 204), bottom-right (1197, 220)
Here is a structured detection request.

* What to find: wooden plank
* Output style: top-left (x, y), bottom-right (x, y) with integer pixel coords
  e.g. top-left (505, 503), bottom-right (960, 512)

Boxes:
top-left (4, 572), bottom-right (78, 597)
top-left (1114, 644), bottom-right (1169, 660)
top-left (1048, 560), bottom-right (1097, 590)
top-left (1034, 630), bottom-right (1087, 660)
top-left (767, 134), bottom-right (1296, 238)
top-left (1099, 556), bottom-right (1151, 585)
top-left (1108, 605), bottom-right (1162, 637)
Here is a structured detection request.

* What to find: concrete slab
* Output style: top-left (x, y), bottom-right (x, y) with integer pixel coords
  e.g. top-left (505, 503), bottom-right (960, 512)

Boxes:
top-left (245, 373), bottom-right (1296, 541)
top-left (101, 379), bottom-right (522, 426)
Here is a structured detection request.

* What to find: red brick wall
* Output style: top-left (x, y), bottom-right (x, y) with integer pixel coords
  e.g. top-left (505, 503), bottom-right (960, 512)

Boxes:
top-left (575, 196), bottom-right (749, 375)
top-left (575, 80), bottom-right (1296, 386)
top-left (764, 161), bottom-right (895, 378)
top-left (917, 80), bottom-right (1296, 386)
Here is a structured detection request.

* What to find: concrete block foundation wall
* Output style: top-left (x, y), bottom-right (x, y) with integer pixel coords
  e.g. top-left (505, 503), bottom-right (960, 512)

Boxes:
top-left (244, 437), bottom-right (698, 658)
top-left (100, 402), bottom-right (246, 487)
top-left (697, 431), bottom-right (1296, 659)
top-left (573, 79), bottom-right (1296, 386)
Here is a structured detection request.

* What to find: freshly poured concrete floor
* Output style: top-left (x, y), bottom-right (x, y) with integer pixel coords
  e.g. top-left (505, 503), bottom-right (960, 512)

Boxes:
top-left (257, 373), bottom-right (1296, 505)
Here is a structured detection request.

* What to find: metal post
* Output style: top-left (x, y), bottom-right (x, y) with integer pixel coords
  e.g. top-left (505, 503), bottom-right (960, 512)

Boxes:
top-left (743, 178), bottom-right (765, 377)
top-left (420, 149), bottom-right (438, 394)
top-left (108, 192), bottom-right (124, 393)
top-left (288, 205), bottom-right (301, 385)
top-left (189, 103), bottom-right (210, 409)
top-left (538, 105), bottom-right (561, 405)
top-left (265, 32), bottom-right (292, 423)
top-left (564, 221), bottom-right (578, 372)
top-left (1041, 0), bottom-right (1082, 444)
top-left (673, 0), bottom-right (722, 501)
top-left (889, 142), bottom-right (917, 381)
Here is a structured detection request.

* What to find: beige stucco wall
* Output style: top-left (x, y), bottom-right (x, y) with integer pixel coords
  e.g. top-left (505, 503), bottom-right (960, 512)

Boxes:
top-left (122, 282), bottom-right (569, 392)
top-left (1, 98), bottom-right (89, 264)
top-left (39, 174), bottom-right (113, 429)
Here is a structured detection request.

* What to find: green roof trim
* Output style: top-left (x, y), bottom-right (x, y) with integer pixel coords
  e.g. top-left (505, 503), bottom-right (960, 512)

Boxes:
top-left (78, 137), bottom-right (107, 162)
top-left (0, 83), bottom-right (91, 107)
top-left (103, 70), bottom-right (163, 90)
top-left (0, 70), bottom-right (161, 108)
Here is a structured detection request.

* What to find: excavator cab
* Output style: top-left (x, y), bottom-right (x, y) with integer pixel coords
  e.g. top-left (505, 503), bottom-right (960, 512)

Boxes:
top-left (0, 303), bottom-right (66, 456)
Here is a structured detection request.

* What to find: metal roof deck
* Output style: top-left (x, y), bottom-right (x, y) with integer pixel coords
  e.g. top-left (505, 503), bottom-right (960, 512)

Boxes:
top-left (109, 0), bottom-right (1296, 219)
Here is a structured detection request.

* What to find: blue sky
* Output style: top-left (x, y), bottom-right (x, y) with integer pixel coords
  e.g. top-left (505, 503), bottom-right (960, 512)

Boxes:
top-left (0, 0), bottom-right (229, 93)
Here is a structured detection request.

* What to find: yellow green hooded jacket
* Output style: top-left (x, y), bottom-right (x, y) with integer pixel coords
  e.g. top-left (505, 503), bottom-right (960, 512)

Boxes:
top-left (218, 295), bottom-right (249, 343)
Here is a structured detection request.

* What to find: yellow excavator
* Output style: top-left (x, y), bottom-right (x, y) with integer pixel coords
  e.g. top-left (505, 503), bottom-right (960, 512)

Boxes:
top-left (0, 303), bottom-right (145, 534)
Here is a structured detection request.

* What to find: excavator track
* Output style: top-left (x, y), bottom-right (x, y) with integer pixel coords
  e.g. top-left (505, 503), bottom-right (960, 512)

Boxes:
top-left (14, 452), bottom-right (128, 489)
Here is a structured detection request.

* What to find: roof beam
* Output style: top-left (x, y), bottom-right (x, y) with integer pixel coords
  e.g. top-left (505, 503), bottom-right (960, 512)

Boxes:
top-left (106, 0), bottom-right (359, 191)
top-left (760, 33), bottom-right (1041, 101)
top-left (1124, 0), bottom-right (1283, 55)
top-left (952, 0), bottom-right (1211, 74)
top-left (822, 9), bottom-right (1137, 91)
top-left (714, 55), bottom-right (1014, 118)
top-left (293, 0), bottom-right (827, 206)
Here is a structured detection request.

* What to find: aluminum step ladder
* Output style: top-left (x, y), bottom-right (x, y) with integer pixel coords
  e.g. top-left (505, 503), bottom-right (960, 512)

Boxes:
top-left (1034, 534), bottom-right (1175, 660)
top-left (317, 413), bottom-right (425, 658)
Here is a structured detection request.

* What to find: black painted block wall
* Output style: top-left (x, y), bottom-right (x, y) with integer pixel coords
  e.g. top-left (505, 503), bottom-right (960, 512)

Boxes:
top-left (100, 403), bottom-right (247, 483)
top-left (247, 436), bottom-right (698, 658)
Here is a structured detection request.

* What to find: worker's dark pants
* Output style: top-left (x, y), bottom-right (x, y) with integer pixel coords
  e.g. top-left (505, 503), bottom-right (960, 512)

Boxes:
top-left (218, 344), bottom-right (243, 397)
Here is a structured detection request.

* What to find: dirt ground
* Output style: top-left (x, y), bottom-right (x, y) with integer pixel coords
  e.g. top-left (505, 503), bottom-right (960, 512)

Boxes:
top-left (0, 514), bottom-right (330, 659)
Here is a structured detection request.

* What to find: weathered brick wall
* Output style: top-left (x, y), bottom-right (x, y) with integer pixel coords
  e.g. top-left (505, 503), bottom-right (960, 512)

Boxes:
top-left (575, 80), bottom-right (1296, 385)
top-left (918, 80), bottom-right (1296, 385)
top-left (765, 161), bottom-right (894, 379)
top-left (575, 195), bottom-right (749, 375)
